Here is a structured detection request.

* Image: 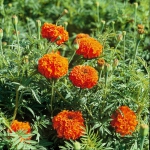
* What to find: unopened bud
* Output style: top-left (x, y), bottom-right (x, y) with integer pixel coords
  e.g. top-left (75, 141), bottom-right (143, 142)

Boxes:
top-left (8, 3), bottom-right (12, 7)
top-left (2, 42), bottom-right (7, 46)
top-left (112, 21), bottom-right (115, 24)
top-left (117, 34), bottom-right (123, 41)
top-left (36, 20), bottom-right (41, 27)
top-left (104, 63), bottom-right (112, 71)
top-left (74, 141), bottom-right (81, 150)
top-left (97, 58), bottom-right (105, 69)
top-left (139, 124), bottom-right (149, 137)
top-left (101, 20), bottom-right (106, 25)
top-left (63, 9), bottom-right (68, 15)
top-left (96, 2), bottom-right (99, 7)
top-left (73, 43), bottom-right (79, 50)
top-left (12, 15), bottom-right (18, 25)
top-left (0, 29), bottom-right (3, 39)
top-left (134, 2), bottom-right (138, 9)
top-left (113, 59), bottom-right (119, 67)
top-left (122, 31), bottom-right (126, 36)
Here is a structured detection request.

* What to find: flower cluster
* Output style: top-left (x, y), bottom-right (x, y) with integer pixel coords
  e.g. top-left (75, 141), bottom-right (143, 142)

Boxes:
top-left (69, 65), bottom-right (98, 89)
top-left (52, 110), bottom-right (85, 140)
top-left (110, 106), bottom-right (138, 136)
top-left (8, 120), bottom-right (31, 141)
top-left (75, 33), bottom-right (103, 59)
top-left (38, 52), bottom-right (68, 79)
top-left (41, 23), bottom-right (69, 45)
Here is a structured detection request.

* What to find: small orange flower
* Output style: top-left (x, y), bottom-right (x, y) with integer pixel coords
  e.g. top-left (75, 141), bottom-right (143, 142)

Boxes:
top-left (41, 23), bottom-right (69, 45)
top-left (111, 106), bottom-right (138, 136)
top-left (76, 37), bottom-right (103, 59)
top-left (38, 52), bottom-right (68, 79)
top-left (52, 110), bottom-right (85, 140)
top-left (8, 120), bottom-right (31, 141)
top-left (69, 65), bottom-right (98, 89)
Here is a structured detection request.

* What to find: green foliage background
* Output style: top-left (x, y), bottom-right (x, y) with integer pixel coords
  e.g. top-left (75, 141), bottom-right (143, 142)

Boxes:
top-left (0, 0), bottom-right (149, 149)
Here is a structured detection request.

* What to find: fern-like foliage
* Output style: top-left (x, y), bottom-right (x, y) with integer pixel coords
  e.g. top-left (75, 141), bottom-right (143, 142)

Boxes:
top-left (59, 125), bottom-right (113, 150)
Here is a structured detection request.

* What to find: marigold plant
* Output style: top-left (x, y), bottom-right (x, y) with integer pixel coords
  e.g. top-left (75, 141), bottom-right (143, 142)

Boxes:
top-left (69, 65), bottom-right (98, 89)
top-left (38, 52), bottom-right (68, 79)
top-left (52, 110), bottom-right (85, 140)
top-left (110, 106), bottom-right (138, 136)
top-left (41, 23), bottom-right (69, 45)
top-left (8, 120), bottom-right (31, 141)
top-left (76, 37), bottom-right (103, 59)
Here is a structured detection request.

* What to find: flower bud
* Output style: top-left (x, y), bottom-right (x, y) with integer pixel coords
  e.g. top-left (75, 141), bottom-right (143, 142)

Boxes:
top-left (117, 33), bottom-right (123, 41)
top-left (97, 58), bottom-right (105, 70)
top-left (139, 124), bottom-right (149, 137)
top-left (96, 1), bottom-right (99, 7)
top-left (73, 43), bottom-right (79, 50)
top-left (12, 15), bottom-right (18, 25)
top-left (0, 28), bottom-right (3, 39)
top-left (122, 31), bottom-right (126, 36)
top-left (113, 59), bottom-right (119, 67)
top-left (36, 20), bottom-right (41, 27)
top-left (101, 20), bottom-right (106, 25)
top-left (134, 2), bottom-right (138, 9)
top-left (74, 141), bottom-right (81, 150)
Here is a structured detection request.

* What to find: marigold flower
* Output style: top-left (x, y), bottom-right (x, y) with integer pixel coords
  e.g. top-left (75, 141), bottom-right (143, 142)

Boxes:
top-left (52, 110), bottom-right (85, 140)
top-left (38, 52), bottom-right (68, 79)
top-left (76, 37), bottom-right (103, 59)
top-left (41, 23), bottom-right (69, 45)
top-left (8, 120), bottom-right (31, 141)
top-left (111, 106), bottom-right (138, 136)
top-left (69, 65), bottom-right (98, 89)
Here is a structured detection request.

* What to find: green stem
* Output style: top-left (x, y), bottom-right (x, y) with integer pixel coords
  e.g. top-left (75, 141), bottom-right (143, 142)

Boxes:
top-left (123, 34), bottom-right (126, 67)
top-left (69, 50), bottom-right (76, 64)
top-left (98, 69), bottom-right (102, 82)
top-left (113, 40), bottom-right (121, 57)
top-left (84, 104), bottom-right (94, 119)
top-left (133, 5), bottom-right (137, 48)
top-left (140, 137), bottom-right (145, 150)
top-left (133, 39), bottom-right (141, 64)
top-left (12, 86), bottom-right (19, 121)
top-left (50, 80), bottom-right (55, 118)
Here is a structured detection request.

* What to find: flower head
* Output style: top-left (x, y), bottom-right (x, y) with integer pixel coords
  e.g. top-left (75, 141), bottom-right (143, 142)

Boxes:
top-left (38, 52), bottom-right (68, 79)
top-left (76, 37), bottom-right (103, 59)
top-left (8, 120), bottom-right (31, 141)
top-left (111, 106), bottom-right (138, 136)
top-left (52, 110), bottom-right (85, 140)
top-left (69, 65), bottom-right (98, 89)
top-left (41, 23), bottom-right (69, 45)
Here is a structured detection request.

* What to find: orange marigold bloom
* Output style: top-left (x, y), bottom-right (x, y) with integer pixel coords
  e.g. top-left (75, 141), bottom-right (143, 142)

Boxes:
top-left (111, 106), bottom-right (138, 136)
top-left (52, 110), bottom-right (85, 140)
top-left (76, 37), bottom-right (103, 59)
top-left (69, 65), bottom-right (98, 89)
top-left (38, 52), bottom-right (68, 79)
top-left (41, 23), bottom-right (69, 45)
top-left (8, 120), bottom-right (31, 141)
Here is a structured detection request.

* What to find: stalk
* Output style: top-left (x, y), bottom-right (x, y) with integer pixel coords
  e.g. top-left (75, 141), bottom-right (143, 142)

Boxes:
top-left (50, 80), bottom-right (55, 118)
top-left (12, 86), bottom-right (19, 121)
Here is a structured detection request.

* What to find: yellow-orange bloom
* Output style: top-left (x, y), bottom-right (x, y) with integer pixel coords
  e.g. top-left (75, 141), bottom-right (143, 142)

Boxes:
top-left (41, 23), bottom-right (69, 45)
top-left (74, 33), bottom-right (90, 43)
top-left (111, 106), bottom-right (138, 136)
top-left (69, 65), bottom-right (98, 89)
top-left (8, 120), bottom-right (31, 141)
top-left (38, 52), bottom-right (68, 79)
top-left (75, 37), bottom-right (103, 59)
top-left (52, 110), bottom-right (85, 140)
